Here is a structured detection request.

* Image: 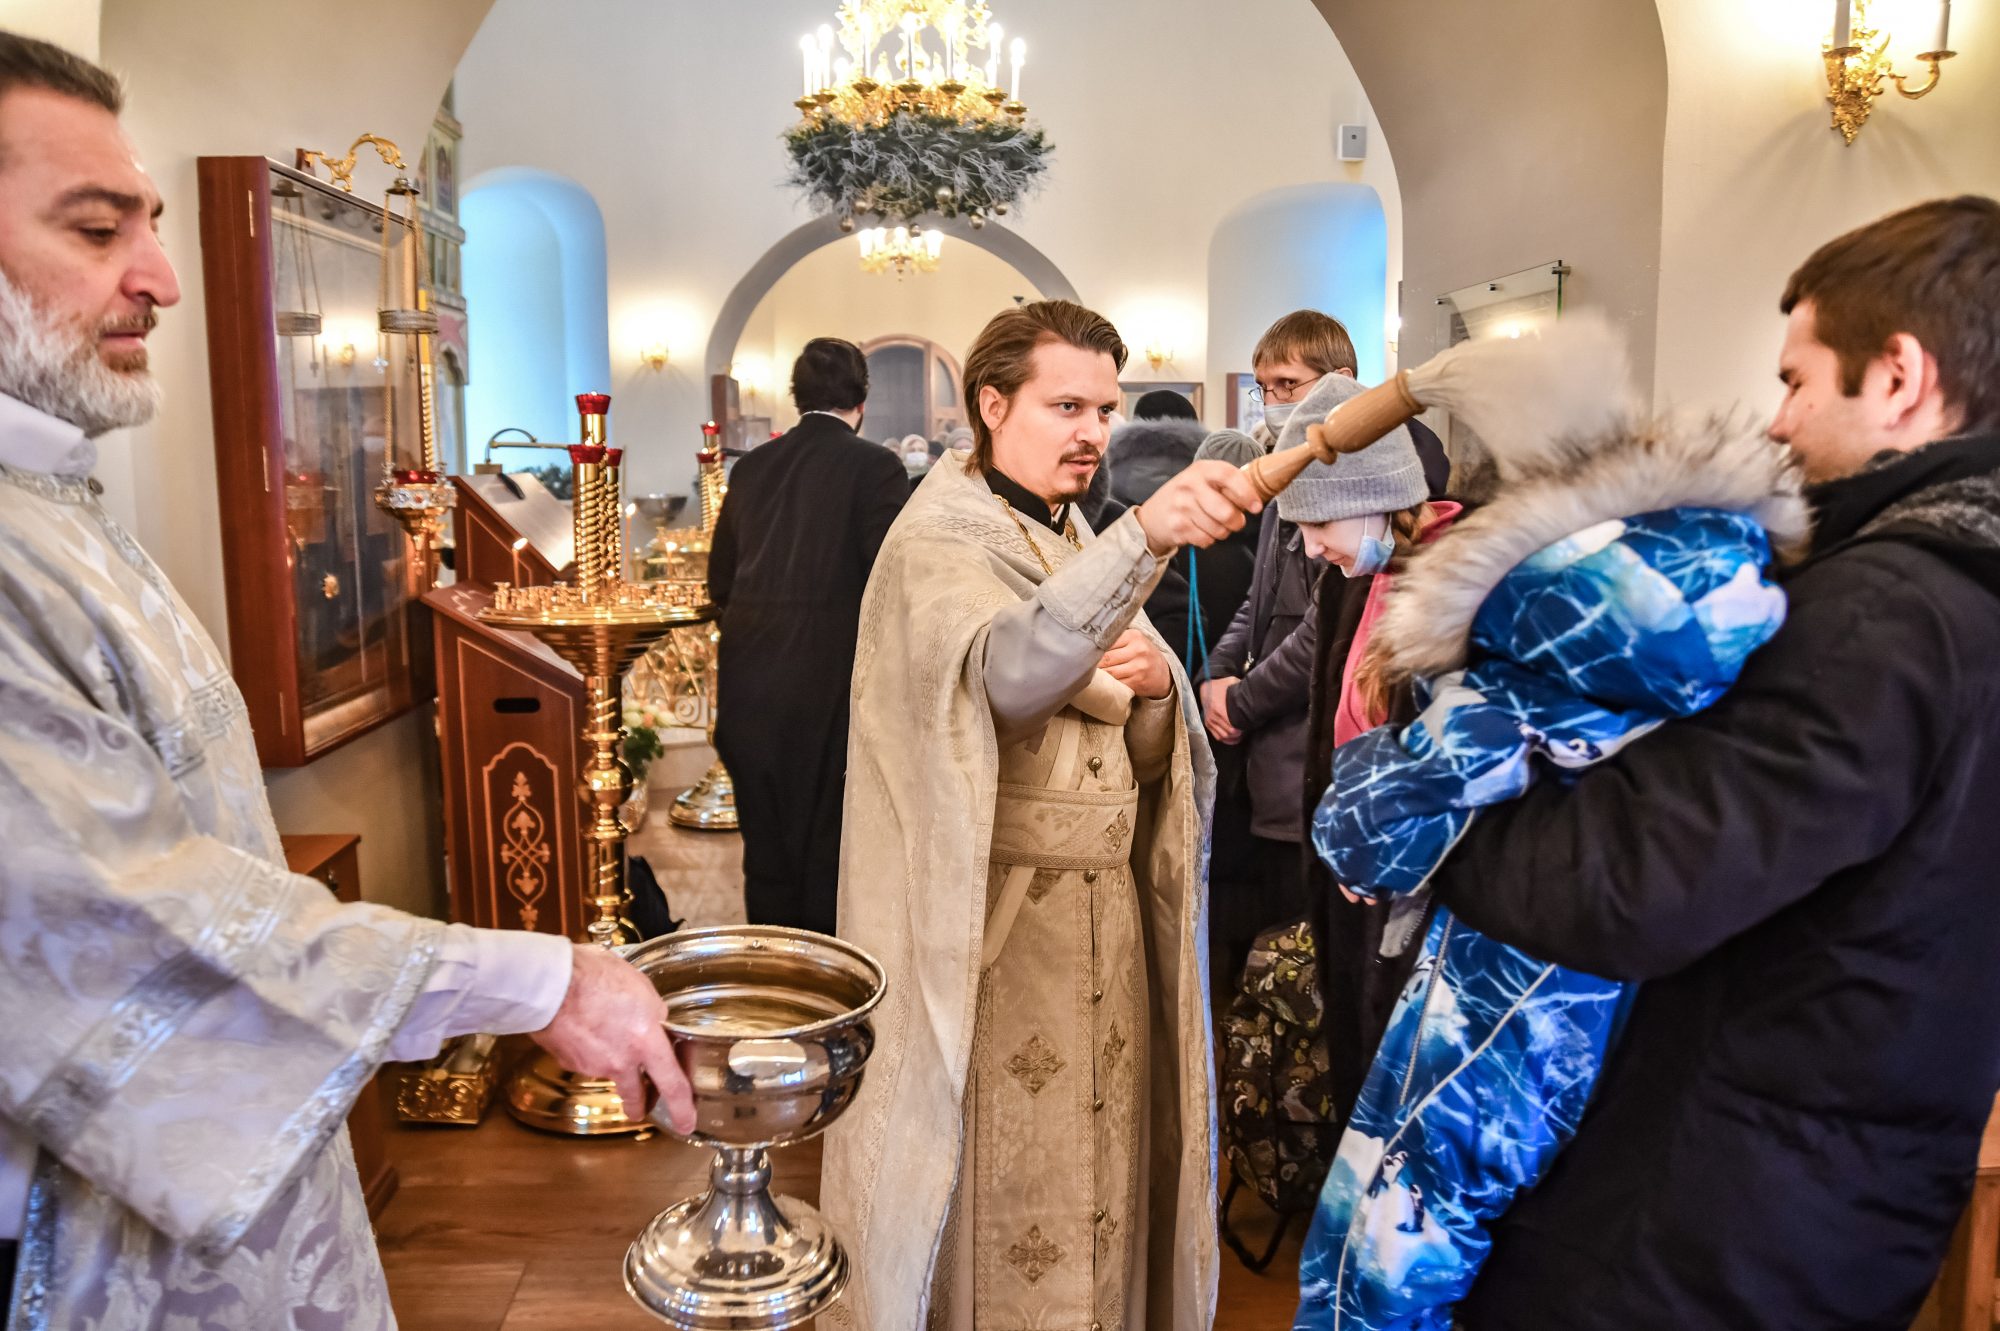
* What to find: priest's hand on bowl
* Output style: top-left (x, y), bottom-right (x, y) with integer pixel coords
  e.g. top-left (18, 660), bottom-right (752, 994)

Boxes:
top-left (531, 943), bottom-right (697, 1134)
top-left (1132, 460), bottom-right (1264, 554)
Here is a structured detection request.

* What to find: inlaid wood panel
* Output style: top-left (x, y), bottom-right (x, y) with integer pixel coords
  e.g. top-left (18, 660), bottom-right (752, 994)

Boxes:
top-left (426, 584), bottom-right (589, 937)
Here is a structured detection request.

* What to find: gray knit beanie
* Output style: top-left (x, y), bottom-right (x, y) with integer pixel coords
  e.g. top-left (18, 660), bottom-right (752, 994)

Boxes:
top-left (1195, 428), bottom-right (1263, 469)
top-left (1273, 372), bottom-right (1426, 523)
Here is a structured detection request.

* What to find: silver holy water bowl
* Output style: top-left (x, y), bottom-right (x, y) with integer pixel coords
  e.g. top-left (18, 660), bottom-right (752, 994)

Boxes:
top-left (623, 925), bottom-right (886, 1330)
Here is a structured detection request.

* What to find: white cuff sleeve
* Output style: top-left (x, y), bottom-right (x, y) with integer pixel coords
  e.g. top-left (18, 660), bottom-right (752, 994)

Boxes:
top-left (385, 925), bottom-right (575, 1063)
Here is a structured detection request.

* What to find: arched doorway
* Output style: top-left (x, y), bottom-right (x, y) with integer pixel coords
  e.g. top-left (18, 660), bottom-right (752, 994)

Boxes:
top-left (705, 213), bottom-right (1080, 392)
top-left (859, 336), bottom-right (964, 443)
top-left (724, 231), bottom-right (1050, 443)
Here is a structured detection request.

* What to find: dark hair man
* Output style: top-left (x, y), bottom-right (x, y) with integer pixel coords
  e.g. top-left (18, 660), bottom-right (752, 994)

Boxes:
top-left (822, 299), bottom-right (1264, 1331)
top-left (708, 336), bottom-right (907, 934)
top-left (0, 30), bottom-right (694, 1328)
top-left (1434, 195), bottom-right (2000, 1329)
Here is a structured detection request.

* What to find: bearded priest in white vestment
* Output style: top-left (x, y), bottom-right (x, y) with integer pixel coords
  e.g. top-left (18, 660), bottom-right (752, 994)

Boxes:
top-left (823, 300), bottom-right (1267, 1331)
top-left (0, 34), bottom-right (696, 1329)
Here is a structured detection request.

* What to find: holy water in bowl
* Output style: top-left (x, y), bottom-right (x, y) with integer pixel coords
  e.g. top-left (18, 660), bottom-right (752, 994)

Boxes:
top-left (665, 983), bottom-right (854, 1037)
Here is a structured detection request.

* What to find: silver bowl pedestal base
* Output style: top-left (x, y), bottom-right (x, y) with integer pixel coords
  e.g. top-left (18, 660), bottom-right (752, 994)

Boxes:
top-left (668, 758), bottom-right (738, 831)
top-left (625, 1147), bottom-right (848, 1330)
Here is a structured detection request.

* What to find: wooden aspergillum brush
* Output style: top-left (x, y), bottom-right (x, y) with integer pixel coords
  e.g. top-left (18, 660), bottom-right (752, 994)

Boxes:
top-left (1241, 313), bottom-right (1630, 502)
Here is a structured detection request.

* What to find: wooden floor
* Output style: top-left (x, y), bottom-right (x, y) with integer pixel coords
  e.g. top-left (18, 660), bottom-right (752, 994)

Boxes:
top-left (373, 1070), bottom-right (1304, 1330)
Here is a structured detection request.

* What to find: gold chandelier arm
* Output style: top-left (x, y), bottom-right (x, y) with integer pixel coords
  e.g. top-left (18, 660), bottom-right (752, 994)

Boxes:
top-left (1890, 52), bottom-right (1951, 98)
top-left (295, 134), bottom-right (407, 193)
top-left (349, 133), bottom-right (408, 172)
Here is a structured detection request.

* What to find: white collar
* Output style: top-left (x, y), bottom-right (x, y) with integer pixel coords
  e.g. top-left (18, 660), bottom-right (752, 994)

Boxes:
top-left (0, 392), bottom-right (97, 477)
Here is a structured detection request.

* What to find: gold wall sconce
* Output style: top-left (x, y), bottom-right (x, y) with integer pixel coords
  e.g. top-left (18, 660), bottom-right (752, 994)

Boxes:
top-left (1824, 0), bottom-right (1955, 144)
top-left (640, 342), bottom-right (672, 372)
top-left (1144, 341), bottom-right (1174, 371)
top-left (731, 355), bottom-right (771, 404)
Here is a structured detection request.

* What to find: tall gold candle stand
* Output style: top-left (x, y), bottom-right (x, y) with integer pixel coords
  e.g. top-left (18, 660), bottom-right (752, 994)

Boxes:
top-left (480, 392), bottom-right (714, 1134)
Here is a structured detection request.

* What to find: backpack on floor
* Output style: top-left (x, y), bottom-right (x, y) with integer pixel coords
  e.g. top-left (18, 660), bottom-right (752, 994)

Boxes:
top-left (1218, 917), bottom-right (1337, 1270)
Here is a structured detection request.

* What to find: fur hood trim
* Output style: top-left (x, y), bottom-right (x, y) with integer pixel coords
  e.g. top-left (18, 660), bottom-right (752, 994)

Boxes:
top-left (1371, 415), bottom-right (1811, 681)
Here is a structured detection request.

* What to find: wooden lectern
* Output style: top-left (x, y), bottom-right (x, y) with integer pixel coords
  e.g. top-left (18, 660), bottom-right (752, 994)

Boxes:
top-left (452, 472), bottom-right (567, 590)
top-left (424, 475), bottom-right (591, 935)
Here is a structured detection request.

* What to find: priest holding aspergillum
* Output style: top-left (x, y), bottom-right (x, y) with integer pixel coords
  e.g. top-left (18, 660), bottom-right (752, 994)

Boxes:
top-left (823, 299), bottom-right (1267, 1331)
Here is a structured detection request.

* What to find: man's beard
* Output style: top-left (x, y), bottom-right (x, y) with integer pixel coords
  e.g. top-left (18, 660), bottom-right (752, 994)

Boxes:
top-left (1051, 449), bottom-right (1101, 503)
top-left (0, 265), bottom-right (162, 437)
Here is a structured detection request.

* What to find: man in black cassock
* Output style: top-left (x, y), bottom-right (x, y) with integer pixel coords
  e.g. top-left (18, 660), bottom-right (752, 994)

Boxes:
top-left (709, 337), bottom-right (909, 933)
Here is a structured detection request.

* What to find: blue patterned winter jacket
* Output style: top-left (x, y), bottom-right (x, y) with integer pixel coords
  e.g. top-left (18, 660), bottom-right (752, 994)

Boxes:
top-left (1294, 504), bottom-right (1790, 1331)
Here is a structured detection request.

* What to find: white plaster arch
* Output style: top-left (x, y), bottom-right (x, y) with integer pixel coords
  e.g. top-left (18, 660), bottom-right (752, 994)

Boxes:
top-left (703, 214), bottom-right (1080, 380)
top-left (1311, 0), bottom-right (1670, 392)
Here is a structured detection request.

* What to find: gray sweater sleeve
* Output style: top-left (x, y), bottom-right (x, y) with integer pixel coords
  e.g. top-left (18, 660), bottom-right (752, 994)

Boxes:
top-left (983, 510), bottom-right (1168, 744)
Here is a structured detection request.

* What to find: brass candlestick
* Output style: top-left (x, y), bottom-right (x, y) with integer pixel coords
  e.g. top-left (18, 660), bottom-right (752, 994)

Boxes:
top-left (668, 425), bottom-right (738, 832)
top-left (481, 392), bottom-right (714, 1135)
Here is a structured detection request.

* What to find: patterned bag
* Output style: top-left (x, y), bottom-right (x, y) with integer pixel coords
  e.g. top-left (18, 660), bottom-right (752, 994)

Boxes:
top-left (1218, 917), bottom-right (1337, 1270)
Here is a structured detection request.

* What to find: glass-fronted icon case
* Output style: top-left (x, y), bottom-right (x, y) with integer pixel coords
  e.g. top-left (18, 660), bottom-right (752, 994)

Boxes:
top-left (198, 157), bottom-right (431, 766)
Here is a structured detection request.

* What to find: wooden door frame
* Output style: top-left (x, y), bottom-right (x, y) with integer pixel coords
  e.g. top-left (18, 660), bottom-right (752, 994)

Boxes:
top-left (859, 335), bottom-right (965, 439)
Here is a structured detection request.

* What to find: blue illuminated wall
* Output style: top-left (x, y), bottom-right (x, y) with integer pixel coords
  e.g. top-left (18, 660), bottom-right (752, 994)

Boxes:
top-left (1207, 183), bottom-right (1389, 389)
top-left (461, 166), bottom-right (612, 459)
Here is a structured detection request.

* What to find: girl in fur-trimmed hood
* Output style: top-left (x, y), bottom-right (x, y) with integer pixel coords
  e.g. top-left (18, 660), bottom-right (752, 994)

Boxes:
top-left (1292, 411), bottom-right (1808, 1331)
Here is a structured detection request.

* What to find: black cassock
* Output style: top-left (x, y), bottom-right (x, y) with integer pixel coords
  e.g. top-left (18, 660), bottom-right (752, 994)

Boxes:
top-left (709, 412), bottom-right (910, 933)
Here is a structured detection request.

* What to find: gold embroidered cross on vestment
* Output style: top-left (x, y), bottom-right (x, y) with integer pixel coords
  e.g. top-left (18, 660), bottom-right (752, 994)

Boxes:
top-left (1004, 1225), bottom-right (1066, 1284)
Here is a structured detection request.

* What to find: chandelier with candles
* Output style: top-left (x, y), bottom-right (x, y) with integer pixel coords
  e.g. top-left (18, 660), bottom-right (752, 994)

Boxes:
top-left (785, 1), bottom-right (1051, 275)
top-left (858, 223), bottom-right (944, 276)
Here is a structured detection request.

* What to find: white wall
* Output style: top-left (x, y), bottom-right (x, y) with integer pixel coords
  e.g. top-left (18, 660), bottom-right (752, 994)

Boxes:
top-left (1315, 0), bottom-right (1669, 393)
top-left (453, 0), bottom-right (1399, 493)
top-left (1315, 0), bottom-right (1997, 429)
top-left (461, 183), bottom-right (569, 448)
top-left (459, 167), bottom-right (623, 456)
top-left (87, 0), bottom-right (497, 917)
top-left (1652, 0), bottom-right (2000, 422)
top-left (737, 239), bottom-right (1038, 435)
top-left (0, 0), bottom-right (99, 56)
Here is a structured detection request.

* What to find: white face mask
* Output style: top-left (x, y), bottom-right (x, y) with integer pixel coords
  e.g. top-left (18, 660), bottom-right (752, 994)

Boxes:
top-left (1260, 400), bottom-right (1299, 431)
